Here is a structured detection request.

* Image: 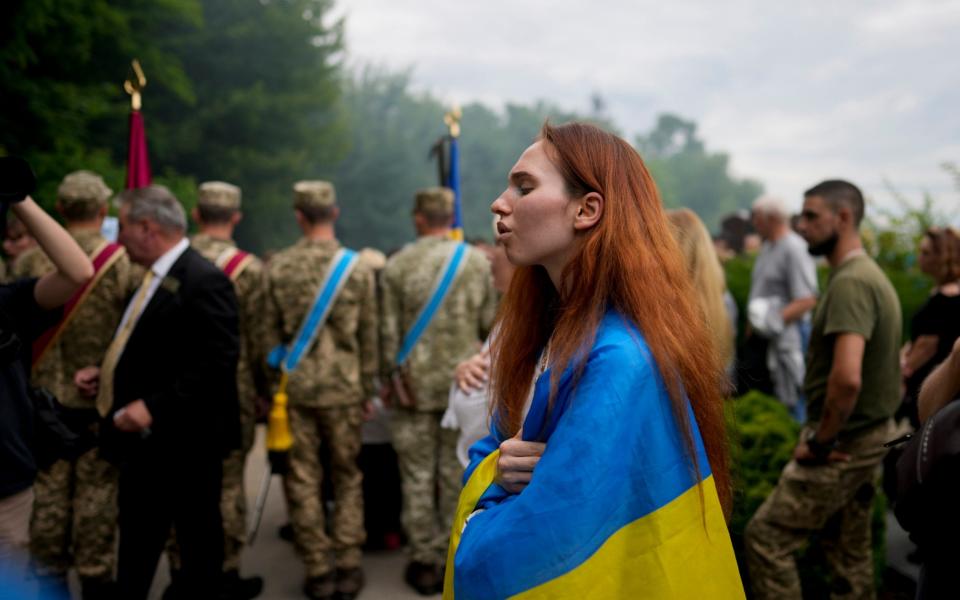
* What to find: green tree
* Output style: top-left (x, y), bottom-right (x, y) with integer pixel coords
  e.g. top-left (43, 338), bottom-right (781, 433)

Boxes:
top-left (146, 0), bottom-right (348, 251)
top-left (1, 0), bottom-right (347, 254)
top-left (326, 68), bottom-right (610, 251)
top-left (0, 0), bottom-right (201, 206)
top-left (636, 114), bottom-right (763, 231)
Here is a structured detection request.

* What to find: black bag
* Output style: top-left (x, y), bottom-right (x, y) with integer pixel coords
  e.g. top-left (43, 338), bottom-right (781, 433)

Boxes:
top-left (894, 399), bottom-right (960, 549)
top-left (32, 387), bottom-right (98, 470)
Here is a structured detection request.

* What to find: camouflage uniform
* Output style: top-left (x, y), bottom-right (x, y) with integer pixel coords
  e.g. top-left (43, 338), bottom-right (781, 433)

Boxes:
top-left (265, 181), bottom-right (379, 579)
top-left (191, 231), bottom-right (266, 572)
top-left (380, 189), bottom-right (496, 566)
top-left (745, 250), bottom-right (901, 600)
top-left (745, 422), bottom-right (893, 600)
top-left (22, 171), bottom-right (139, 584)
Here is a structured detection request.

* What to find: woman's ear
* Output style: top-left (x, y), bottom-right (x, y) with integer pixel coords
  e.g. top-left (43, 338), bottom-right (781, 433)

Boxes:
top-left (573, 192), bottom-right (604, 231)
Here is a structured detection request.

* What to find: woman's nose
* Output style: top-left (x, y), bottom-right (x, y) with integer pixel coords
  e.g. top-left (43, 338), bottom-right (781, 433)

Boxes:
top-left (491, 191), bottom-right (510, 216)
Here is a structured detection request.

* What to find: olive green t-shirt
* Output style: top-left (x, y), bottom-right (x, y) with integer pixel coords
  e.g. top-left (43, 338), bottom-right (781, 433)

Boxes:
top-left (803, 254), bottom-right (902, 435)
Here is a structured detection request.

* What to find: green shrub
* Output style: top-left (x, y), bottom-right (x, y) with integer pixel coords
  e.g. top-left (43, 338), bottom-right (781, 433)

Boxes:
top-left (723, 255), bottom-right (932, 341)
top-left (728, 391), bottom-right (887, 596)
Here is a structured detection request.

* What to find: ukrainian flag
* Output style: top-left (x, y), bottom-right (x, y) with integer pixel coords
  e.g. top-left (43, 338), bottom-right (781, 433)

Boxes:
top-left (444, 311), bottom-right (744, 599)
top-left (447, 135), bottom-right (464, 241)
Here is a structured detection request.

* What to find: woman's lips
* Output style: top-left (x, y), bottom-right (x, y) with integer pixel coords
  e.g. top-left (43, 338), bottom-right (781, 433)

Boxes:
top-left (496, 222), bottom-right (511, 235)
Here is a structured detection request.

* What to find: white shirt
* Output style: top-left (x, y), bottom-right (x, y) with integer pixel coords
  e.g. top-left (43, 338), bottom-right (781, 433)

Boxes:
top-left (114, 237), bottom-right (189, 335)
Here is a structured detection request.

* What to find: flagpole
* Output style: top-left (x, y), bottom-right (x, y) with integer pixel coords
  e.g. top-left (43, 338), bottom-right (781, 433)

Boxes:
top-left (444, 106), bottom-right (463, 240)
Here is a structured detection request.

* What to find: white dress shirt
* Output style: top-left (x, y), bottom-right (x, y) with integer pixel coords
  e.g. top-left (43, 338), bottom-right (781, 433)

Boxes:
top-left (114, 237), bottom-right (189, 335)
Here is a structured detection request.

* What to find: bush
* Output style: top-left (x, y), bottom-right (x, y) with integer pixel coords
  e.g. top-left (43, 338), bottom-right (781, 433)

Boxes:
top-left (728, 391), bottom-right (886, 597)
top-left (723, 255), bottom-right (932, 341)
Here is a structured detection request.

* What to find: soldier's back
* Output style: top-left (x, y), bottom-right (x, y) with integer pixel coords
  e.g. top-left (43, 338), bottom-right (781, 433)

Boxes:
top-left (267, 238), bottom-right (376, 407)
top-left (13, 230), bottom-right (138, 408)
top-left (381, 236), bottom-right (495, 409)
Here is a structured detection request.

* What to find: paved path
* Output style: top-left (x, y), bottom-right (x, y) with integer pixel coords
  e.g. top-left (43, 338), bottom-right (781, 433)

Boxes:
top-left (138, 425), bottom-right (917, 599)
top-left (147, 426), bottom-right (435, 599)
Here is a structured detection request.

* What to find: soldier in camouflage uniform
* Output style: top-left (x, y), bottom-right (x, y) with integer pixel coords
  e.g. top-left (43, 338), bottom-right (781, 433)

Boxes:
top-left (379, 187), bottom-right (496, 595)
top-left (744, 180), bottom-right (901, 600)
top-left (162, 181), bottom-right (266, 599)
top-left (265, 181), bottom-right (378, 600)
top-left (20, 171), bottom-right (140, 599)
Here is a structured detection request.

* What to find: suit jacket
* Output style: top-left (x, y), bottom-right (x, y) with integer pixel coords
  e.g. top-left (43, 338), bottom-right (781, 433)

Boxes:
top-left (101, 247), bottom-right (241, 463)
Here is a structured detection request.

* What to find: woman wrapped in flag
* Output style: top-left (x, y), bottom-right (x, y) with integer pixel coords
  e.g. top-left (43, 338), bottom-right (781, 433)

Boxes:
top-left (443, 122), bottom-right (744, 599)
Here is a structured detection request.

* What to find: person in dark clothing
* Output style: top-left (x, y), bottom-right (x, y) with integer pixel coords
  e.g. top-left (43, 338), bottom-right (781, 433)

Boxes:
top-left (74, 185), bottom-right (240, 599)
top-left (0, 186), bottom-right (94, 585)
top-left (901, 227), bottom-right (960, 426)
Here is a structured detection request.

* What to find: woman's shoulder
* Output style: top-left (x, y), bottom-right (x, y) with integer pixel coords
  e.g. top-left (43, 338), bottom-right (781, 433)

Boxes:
top-left (589, 310), bottom-right (657, 377)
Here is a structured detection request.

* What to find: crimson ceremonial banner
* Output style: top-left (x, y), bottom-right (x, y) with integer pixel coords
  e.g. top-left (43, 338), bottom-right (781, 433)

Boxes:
top-left (126, 110), bottom-right (151, 189)
top-left (124, 59), bottom-right (151, 189)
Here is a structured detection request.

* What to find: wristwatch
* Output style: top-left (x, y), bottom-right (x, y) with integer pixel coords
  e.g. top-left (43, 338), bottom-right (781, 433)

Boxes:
top-left (805, 430), bottom-right (836, 462)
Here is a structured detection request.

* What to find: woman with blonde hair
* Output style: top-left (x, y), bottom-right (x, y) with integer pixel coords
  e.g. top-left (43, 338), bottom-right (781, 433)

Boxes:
top-left (668, 208), bottom-right (736, 375)
top-left (443, 123), bottom-right (743, 599)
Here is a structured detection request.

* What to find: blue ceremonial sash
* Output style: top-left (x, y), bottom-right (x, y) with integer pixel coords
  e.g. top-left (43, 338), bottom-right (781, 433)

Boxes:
top-left (444, 311), bottom-right (744, 600)
top-left (395, 242), bottom-right (468, 366)
top-left (268, 248), bottom-right (358, 372)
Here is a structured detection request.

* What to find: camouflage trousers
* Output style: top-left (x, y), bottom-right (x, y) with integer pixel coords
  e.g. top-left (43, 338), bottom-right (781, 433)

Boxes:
top-left (745, 419), bottom-right (894, 600)
top-left (390, 408), bottom-right (463, 566)
top-left (283, 403), bottom-right (365, 578)
top-left (29, 447), bottom-right (118, 581)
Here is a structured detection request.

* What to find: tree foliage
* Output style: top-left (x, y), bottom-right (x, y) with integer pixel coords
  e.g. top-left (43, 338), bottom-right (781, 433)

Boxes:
top-left (636, 114), bottom-right (763, 230)
top-left (3, 1), bottom-right (759, 255)
top-left (1, 0), bottom-right (346, 251)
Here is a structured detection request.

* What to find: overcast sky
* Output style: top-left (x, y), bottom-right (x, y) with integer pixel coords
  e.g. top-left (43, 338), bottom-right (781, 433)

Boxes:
top-left (331, 0), bottom-right (959, 218)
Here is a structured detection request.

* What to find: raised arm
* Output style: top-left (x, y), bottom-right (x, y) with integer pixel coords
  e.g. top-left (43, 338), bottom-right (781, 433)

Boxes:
top-left (12, 197), bottom-right (93, 308)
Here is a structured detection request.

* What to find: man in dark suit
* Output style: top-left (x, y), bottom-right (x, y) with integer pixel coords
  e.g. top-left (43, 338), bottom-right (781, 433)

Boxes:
top-left (75, 185), bottom-right (241, 599)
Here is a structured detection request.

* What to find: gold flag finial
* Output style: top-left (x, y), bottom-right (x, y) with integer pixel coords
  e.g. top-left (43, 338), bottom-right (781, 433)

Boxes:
top-left (123, 59), bottom-right (147, 111)
top-left (444, 104), bottom-right (462, 138)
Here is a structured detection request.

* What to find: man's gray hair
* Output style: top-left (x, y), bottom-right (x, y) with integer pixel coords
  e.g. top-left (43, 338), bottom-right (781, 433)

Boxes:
top-left (116, 185), bottom-right (187, 233)
top-left (752, 195), bottom-right (790, 221)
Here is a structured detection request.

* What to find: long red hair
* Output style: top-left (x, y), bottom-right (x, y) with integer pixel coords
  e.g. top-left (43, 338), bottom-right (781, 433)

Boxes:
top-left (490, 122), bottom-right (732, 515)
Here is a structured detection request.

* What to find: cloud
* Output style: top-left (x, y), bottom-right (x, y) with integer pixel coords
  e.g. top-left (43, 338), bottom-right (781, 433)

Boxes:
top-left (332, 0), bottom-right (960, 215)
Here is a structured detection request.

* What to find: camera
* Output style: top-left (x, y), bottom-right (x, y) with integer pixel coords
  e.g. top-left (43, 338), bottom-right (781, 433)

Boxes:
top-left (0, 156), bottom-right (37, 238)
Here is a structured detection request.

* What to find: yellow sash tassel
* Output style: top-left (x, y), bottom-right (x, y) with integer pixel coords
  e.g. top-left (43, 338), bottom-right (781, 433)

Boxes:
top-left (267, 372), bottom-right (293, 453)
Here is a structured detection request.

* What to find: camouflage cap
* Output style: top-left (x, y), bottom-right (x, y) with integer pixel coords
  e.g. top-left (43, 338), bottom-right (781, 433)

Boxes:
top-left (414, 187), bottom-right (454, 216)
top-left (293, 180), bottom-right (336, 210)
top-left (198, 181), bottom-right (242, 211)
top-left (57, 170), bottom-right (112, 211)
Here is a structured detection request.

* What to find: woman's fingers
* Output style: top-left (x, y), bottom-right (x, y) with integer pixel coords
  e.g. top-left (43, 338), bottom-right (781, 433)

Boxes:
top-left (496, 437), bottom-right (547, 493)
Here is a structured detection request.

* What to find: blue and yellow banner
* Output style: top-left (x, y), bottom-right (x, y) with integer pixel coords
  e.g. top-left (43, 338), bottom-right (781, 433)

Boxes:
top-left (444, 311), bottom-right (744, 599)
top-left (447, 135), bottom-right (464, 241)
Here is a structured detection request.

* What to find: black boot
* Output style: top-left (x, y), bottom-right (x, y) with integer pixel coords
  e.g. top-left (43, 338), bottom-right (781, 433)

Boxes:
top-left (219, 569), bottom-right (263, 599)
top-left (333, 567), bottom-right (365, 600)
top-left (404, 561), bottom-right (442, 596)
top-left (303, 571), bottom-right (336, 600)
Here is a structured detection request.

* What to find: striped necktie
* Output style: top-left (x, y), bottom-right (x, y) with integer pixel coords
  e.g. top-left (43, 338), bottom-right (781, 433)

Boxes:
top-left (95, 270), bottom-right (155, 417)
